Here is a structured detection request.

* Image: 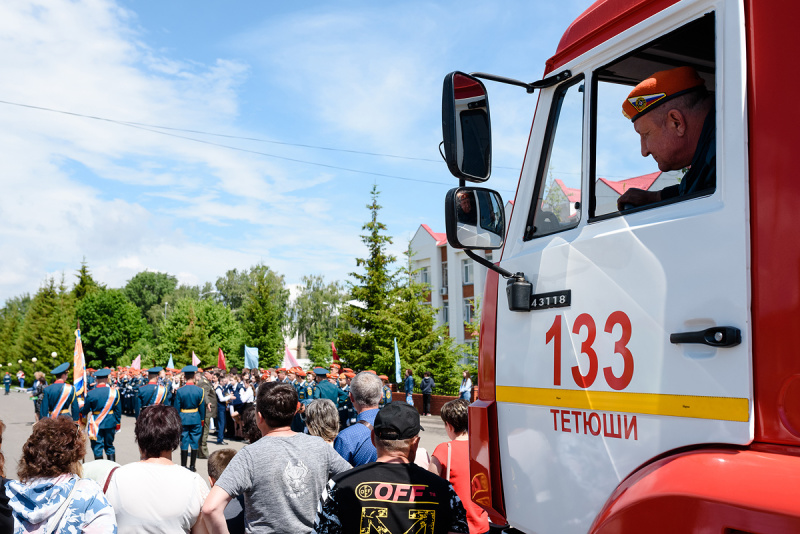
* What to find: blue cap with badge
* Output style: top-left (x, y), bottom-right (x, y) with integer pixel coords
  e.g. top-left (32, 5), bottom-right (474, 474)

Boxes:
top-left (94, 368), bottom-right (111, 378)
top-left (148, 366), bottom-right (163, 374)
top-left (181, 365), bottom-right (198, 373)
top-left (50, 362), bottom-right (70, 375)
top-left (313, 367), bottom-right (328, 376)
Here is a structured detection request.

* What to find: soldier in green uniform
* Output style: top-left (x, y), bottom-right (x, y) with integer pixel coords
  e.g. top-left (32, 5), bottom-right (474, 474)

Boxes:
top-left (173, 365), bottom-right (206, 472)
top-left (135, 366), bottom-right (170, 418)
top-left (40, 362), bottom-right (80, 420)
top-left (196, 368), bottom-right (217, 459)
top-left (79, 368), bottom-right (121, 460)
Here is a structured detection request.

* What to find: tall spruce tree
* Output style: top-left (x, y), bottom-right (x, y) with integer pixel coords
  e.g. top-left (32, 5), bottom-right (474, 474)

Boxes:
top-left (336, 185), bottom-right (397, 370)
top-left (72, 259), bottom-right (103, 301)
top-left (241, 264), bottom-right (290, 368)
top-left (15, 277), bottom-right (76, 375)
top-left (0, 294), bottom-right (31, 364)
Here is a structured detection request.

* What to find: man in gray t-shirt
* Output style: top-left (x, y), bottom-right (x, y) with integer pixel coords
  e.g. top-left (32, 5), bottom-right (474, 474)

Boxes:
top-left (203, 382), bottom-right (351, 533)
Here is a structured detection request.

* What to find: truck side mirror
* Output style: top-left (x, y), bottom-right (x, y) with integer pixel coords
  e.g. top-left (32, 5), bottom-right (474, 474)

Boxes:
top-left (442, 72), bottom-right (492, 182)
top-left (445, 187), bottom-right (505, 250)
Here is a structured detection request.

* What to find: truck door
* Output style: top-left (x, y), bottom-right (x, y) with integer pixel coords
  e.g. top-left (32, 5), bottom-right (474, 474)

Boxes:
top-left (494, 5), bottom-right (751, 533)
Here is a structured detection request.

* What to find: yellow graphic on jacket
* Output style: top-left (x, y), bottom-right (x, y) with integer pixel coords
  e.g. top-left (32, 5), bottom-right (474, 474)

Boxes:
top-left (359, 507), bottom-right (436, 534)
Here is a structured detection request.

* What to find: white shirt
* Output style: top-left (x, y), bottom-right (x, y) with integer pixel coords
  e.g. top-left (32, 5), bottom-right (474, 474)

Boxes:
top-left (105, 462), bottom-right (209, 533)
top-left (239, 384), bottom-right (254, 404)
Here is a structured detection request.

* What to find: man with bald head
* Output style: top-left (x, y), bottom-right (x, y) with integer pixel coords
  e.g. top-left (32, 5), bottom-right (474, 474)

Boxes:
top-left (617, 66), bottom-right (715, 210)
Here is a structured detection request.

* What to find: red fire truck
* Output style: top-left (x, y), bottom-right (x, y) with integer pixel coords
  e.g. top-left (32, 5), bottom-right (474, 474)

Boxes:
top-left (439, 0), bottom-right (800, 532)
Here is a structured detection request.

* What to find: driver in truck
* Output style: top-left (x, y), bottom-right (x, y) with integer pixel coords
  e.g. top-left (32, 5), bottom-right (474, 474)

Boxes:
top-left (616, 66), bottom-right (715, 210)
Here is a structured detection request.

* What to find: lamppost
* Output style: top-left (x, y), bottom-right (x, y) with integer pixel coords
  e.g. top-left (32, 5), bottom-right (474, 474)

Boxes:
top-left (31, 357), bottom-right (37, 374)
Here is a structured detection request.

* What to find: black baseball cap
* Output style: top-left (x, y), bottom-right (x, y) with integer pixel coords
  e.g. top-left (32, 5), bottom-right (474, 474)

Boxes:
top-left (374, 402), bottom-right (423, 439)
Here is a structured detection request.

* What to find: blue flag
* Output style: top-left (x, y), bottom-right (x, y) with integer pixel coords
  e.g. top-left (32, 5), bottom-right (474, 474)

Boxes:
top-left (394, 338), bottom-right (401, 384)
top-left (167, 354), bottom-right (175, 369)
top-left (244, 346), bottom-right (259, 370)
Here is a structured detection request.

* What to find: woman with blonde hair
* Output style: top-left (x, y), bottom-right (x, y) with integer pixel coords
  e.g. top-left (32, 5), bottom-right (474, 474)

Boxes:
top-left (6, 416), bottom-right (117, 533)
top-left (304, 399), bottom-right (339, 445)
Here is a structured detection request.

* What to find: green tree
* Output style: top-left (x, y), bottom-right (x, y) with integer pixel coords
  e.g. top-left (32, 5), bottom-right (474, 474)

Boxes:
top-left (72, 258), bottom-right (103, 301)
top-left (387, 254), bottom-right (461, 391)
top-left (156, 298), bottom-right (244, 369)
top-left (292, 275), bottom-right (346, 368)
top-left (0, 294), bottom-right (31, 364)
top-left (145, 284), bottom-right (201, 338)
top-left (241, 265), bottom-right (290, 369)
top-left (76, 289), bottom-right (150, 368)
top-left (124, 271), bottom-right (178, 319)
top-left (215, 269), bottom-right (250, 318)
top-left (462, 297), bottom-right (480, 380)
top-left (14, 276), bottom-right (77, 376)
top-left (336, 185), bottom-right (397, 370)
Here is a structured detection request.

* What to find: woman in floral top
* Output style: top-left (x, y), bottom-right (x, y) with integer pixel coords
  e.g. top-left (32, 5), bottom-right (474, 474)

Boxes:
top-left (6, 417), bottom-right (117, 533)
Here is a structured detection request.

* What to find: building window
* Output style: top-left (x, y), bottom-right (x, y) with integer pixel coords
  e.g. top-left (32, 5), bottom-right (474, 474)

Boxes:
top-left (419, 266), bottom-right (430, 285)
top-left (442, 261), bottom-right (448, 288)
top-left (442, 303), bottom-right (449, 324)
top-left (462, 259), bottom-right (473, 285)
top-left (463, 298), bottom-right (474, 323)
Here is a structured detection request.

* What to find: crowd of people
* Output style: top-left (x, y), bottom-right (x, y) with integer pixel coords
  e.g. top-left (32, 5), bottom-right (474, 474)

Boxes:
top-left (0, 361), bottom-right (487, 534)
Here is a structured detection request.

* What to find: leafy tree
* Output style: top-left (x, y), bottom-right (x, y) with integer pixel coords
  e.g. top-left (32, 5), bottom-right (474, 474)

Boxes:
top-left (336, 185), bottom-right (397, 370)
top-left (145, 284), bottom-right (201, 338)
top-left (72, 258), bottom-right (104, 300)
top-left (14, 276), bottom-right (77, 376)
top-left (215, 269), bottom-right (250, 317)
top-left (156, 298), bottom-right (244, 369)
top-left (292, 275), bottom-right (347, 368)
top-left (124, 271), bottom-right (178, 319)
top-left (241, 265), bottom-right (290, 368)
top-left (76, 289), bottom-right (150, 368)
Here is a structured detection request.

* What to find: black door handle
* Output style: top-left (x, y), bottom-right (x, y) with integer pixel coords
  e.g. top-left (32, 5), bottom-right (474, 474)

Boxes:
top-left (670, 326), bottom-right (742, 348)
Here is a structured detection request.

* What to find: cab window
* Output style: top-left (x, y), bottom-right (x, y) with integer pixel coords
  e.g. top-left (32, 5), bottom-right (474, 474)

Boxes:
top-left (591, 13), bottom-right (715, 218)
top-left (524, 76), bottom-right (584, 240)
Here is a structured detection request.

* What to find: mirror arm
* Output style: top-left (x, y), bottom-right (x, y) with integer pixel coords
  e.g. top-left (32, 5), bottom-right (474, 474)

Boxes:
top-left (464, 249), bottom-right (516, 280)
top-left (470, 70), bottom-right (572, 94)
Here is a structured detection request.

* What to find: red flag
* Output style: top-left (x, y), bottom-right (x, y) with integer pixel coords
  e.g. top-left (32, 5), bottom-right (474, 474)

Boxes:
top-left (331, 342), bottom-right (339, 361)
top-left (131, 354), bottom-right (141, 370)
top-left (217, 348), bottom-right (227, 371)
top-left (191, 351), bottom-right (200, 366)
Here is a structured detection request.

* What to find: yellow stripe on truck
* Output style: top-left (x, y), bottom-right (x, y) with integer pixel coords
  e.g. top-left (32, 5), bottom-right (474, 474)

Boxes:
top-left (496, 386), bottom-right (749, 422)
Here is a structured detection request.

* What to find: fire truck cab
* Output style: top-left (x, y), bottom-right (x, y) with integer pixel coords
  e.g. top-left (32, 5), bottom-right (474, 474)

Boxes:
top-left (440, 0), bottom-right (800, 532)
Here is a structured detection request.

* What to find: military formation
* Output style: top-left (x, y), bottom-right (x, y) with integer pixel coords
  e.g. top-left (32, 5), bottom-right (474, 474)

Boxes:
top-left (37, 360), bottom-right (397, 473)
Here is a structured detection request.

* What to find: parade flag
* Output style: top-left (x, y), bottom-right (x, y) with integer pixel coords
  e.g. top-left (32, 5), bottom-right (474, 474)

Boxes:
top-left (217, 348), bottom-right (227, 371)
top-left (167, 354), bottom-right (175, 370)
top-left (394, 337), bottom-right (401, 384)
top-left (191, 351), bottom-right (200, 366)
top-left (131, 354), bottom-right (141, 370)
top-left (244, 346), bottom-right (259, 370)
top-left (283, 345), bottom-right (300, 369)
top-left (331, 341), bottom-right (339, 361)
top-left (73, 329), bottom-right (87, 400)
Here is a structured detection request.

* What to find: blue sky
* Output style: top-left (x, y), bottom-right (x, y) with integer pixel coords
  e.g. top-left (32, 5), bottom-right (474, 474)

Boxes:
top-left (0, 0), bottom-right (593, 303)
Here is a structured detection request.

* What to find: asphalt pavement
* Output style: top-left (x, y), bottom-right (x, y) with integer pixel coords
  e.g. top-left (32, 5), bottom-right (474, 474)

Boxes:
top-left (0, 388), bottom-right (450, 485)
